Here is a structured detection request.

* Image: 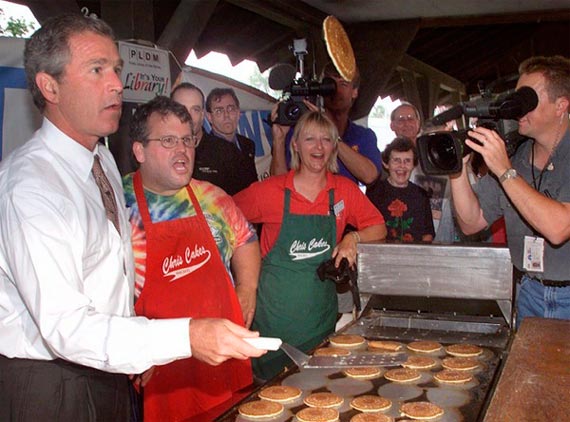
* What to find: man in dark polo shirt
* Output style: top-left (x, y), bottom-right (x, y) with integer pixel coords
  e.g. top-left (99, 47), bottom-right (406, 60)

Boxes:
top-left (172, 84), bottom-right (258, 195)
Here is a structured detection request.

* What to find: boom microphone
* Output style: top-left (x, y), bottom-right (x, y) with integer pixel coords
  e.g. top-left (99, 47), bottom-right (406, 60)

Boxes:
top-left (430, 86), bottom-right (538, 126)
top-left (430, 105), bottom-right (464, 126)
top-left (268, 63), bottom-right (297, 90)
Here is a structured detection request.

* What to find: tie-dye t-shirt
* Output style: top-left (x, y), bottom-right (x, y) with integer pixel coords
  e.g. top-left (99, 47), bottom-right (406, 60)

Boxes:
top-left (123, 174), bottom-right (257, 298)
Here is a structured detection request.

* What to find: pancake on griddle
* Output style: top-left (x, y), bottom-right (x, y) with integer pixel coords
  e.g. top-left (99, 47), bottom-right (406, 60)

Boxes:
top-left (314, 347), bottom-right (351, 357)
top-left (238, 399), bottom-right (284, 419)
top-left (258, 385), bottom-right (302, 403)
top-left (433, 369), bottom-right (473, 384)
top-left (329, 334), bottom-right (366, 349)
top-left (303, 392), bottom-right (344, 408)
top-left (296, 406), bottom-right (340, 422)
top-left (384, 368), bottom-right (421, 383)
top-left (402, 355), bottom-right (437, 370)
top-left (406, 341), bottom-right (442, 353)
top-left (344, 366), bottom-right (383, 379)
top-left (441, 356), bottom-right (480, 371)
top-left (350, 413), bottom-right (394, 422)
top-left (400, 401), bottom-right (444, 420)
top-left (445, 343), bottom-right (483, 357)
top-left (368, 340), bottom-right (404, 352)
top-left (350, 394), bottom-right (392, 412)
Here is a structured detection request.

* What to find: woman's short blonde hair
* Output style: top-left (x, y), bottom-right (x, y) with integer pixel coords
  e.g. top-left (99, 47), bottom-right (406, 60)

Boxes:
top-left (290, 111), bottom-right (339, 173)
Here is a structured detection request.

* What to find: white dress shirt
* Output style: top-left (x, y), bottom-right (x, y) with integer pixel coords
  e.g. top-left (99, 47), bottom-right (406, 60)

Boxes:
top-left (0, 118), bottom-right (190, 374)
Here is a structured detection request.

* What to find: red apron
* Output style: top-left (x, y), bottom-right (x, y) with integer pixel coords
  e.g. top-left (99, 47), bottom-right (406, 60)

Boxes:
top-left (133, 172), bottom-right (251, 421)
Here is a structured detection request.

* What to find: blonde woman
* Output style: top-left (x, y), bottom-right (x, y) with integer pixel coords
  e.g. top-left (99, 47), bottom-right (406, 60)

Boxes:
top-left (234, 111), bottom-right (386, 380)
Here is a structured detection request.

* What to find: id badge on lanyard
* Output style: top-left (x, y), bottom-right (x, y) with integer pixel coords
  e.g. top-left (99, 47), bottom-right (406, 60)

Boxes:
top-left (523, 235), bottom-right (544, 272)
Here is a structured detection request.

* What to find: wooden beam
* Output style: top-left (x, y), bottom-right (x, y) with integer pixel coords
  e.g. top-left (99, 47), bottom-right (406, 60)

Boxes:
top-left (400, 68), bottom-right (424, 121)
top-left (347, 20), bottom-right (419, 120)
top-left (419, 9), bottom-right (570, 29)
top-left (100, 0), bottom-right (154, 40)
top-left (224, 0), bottom-right (325, 30)
top-left (18, 0), bottom-right (80, 23)
top-left (398, 54), bottom-right (465, 95)
top-left (157, 0), bottom-right (219, 66)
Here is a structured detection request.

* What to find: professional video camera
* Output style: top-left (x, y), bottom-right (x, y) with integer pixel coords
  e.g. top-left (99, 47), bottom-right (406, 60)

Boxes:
top-left (416, 86), bottom-right (538, 175)
top-left (268, 39), bottom-right (336, 125)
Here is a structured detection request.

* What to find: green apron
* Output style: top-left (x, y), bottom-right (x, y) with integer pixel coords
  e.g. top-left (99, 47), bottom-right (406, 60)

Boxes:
top-left (252, 188), bottom-right (337, 380)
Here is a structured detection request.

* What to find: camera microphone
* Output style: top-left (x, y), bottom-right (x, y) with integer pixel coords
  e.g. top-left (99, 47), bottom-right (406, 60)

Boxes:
top-left (430, 86), bottom-right (539, 126)
top-left (268, 63), bottom-right (297, 90)
top-left (430, 105), bottom-right (464, 126)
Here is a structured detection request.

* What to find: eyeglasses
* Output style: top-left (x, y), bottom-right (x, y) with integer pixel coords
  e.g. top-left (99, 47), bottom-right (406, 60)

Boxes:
top-left (394, 114), bottom-right (418, 123)
top-left (146, 135), bottom-right (199, 149)
top-left (211, 105), bottom-right (239, 117)
top-left (390, 157), bottom-right (414, 165)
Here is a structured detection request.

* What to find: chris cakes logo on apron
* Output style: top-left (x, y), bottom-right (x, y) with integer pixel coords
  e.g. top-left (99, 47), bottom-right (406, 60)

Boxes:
top-left (289, 238), bottom-right (331, 261)
top-left (162, 244), bottom-right (211, 281)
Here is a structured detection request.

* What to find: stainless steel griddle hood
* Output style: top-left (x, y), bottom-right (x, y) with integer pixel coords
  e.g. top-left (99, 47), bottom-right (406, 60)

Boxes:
top-left (215, 242), bottom-right (515, 422)
top-left (356, 242), bottom-right (514, 328)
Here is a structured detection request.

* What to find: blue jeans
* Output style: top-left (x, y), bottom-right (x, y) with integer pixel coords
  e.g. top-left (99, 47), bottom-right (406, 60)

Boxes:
top-left (516, 274), bottom-right (570, 328)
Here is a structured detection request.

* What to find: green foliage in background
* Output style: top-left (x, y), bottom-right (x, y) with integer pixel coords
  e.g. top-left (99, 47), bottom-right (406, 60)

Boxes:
top-left (0, 8), bottom-right (35, 37)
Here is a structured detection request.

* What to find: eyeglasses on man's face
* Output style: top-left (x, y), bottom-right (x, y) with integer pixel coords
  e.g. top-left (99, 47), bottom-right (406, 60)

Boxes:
top-left (394, 114), bottom-right (418, 123)
top-left (211, 105), bottom-right (239, 117)
top-left (145, 135), bottom-right (199, 149)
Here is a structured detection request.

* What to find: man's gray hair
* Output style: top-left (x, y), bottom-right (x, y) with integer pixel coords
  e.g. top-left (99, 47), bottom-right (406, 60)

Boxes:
top-left (24, 13), bottom-right (115, 112)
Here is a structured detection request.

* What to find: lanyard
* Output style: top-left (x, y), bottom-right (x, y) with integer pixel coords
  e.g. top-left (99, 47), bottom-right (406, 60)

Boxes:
top-left (530, 140), bottom-right (549, 192)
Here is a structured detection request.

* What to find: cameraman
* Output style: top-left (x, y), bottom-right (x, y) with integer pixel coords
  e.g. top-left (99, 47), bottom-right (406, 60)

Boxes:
top-left (450, 56), bottom-right (570, 326)
top-left (270, 63), bottom-right (381, 185)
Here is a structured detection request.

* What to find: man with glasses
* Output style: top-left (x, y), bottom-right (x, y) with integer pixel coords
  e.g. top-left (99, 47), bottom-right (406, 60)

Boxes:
top-left (172, 83), bottom-right (251, 194)
top-left (123, 96), bottom-right (261, 420)
top-left (389, 102), bottom-right (422, 142)
top-left (203, 87), bottom-right (258, 194)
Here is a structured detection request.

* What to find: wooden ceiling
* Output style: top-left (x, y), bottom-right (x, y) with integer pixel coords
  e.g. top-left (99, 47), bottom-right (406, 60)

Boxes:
top-left (17, 0), bottom-right (570, 120)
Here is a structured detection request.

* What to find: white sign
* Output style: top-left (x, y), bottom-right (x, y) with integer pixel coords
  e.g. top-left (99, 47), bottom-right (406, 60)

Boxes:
top-left (118, 41), bottom-right (171, 103)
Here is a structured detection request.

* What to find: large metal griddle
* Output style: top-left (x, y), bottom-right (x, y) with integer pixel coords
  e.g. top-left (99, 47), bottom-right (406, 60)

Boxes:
top-left (216, 242), bottom-right (515, 422)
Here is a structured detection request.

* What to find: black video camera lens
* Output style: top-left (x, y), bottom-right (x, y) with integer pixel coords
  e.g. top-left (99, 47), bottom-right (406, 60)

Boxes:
top-left (417, 126), bottom-right (528, 176)
top-left (426, 133), bottom-right (461, 172)
top-left (417, 131), bottom-right (469, 175)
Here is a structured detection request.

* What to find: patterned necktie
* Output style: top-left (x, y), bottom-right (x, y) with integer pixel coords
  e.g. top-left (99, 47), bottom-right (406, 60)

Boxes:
top-left (92, 154), bottom-right (121, 234)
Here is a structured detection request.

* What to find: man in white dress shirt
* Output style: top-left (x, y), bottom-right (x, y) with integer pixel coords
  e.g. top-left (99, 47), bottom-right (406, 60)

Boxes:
top-left (0, 13), bottom-right (264, 421)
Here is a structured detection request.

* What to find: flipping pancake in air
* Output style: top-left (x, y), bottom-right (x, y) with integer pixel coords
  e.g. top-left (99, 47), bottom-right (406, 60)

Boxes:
top-left (323, 15), bottom-right (357, 82)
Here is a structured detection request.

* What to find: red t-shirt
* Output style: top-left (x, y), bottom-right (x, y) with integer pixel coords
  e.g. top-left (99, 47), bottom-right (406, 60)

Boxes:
top-left (233, 170), bottom-right (385, 257)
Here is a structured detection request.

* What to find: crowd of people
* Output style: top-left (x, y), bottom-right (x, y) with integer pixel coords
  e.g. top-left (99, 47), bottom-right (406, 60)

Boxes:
top-left (0, 11), bottom-right (569, 422)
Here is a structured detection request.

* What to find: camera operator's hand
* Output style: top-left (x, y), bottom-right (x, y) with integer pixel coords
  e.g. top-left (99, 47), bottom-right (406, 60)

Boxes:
top-left (269, 102), bottom-right (291, 176)
top-left (270, 103), bottom-right (290, 140)
top-left (302, 99), bottom-right (321, 113)
top-left (465, 126), bottom-right (512, 178)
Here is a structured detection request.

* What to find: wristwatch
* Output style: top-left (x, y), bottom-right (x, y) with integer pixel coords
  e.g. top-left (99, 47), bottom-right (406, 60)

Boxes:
top-left (499, 168), bottom-right (518, 183)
